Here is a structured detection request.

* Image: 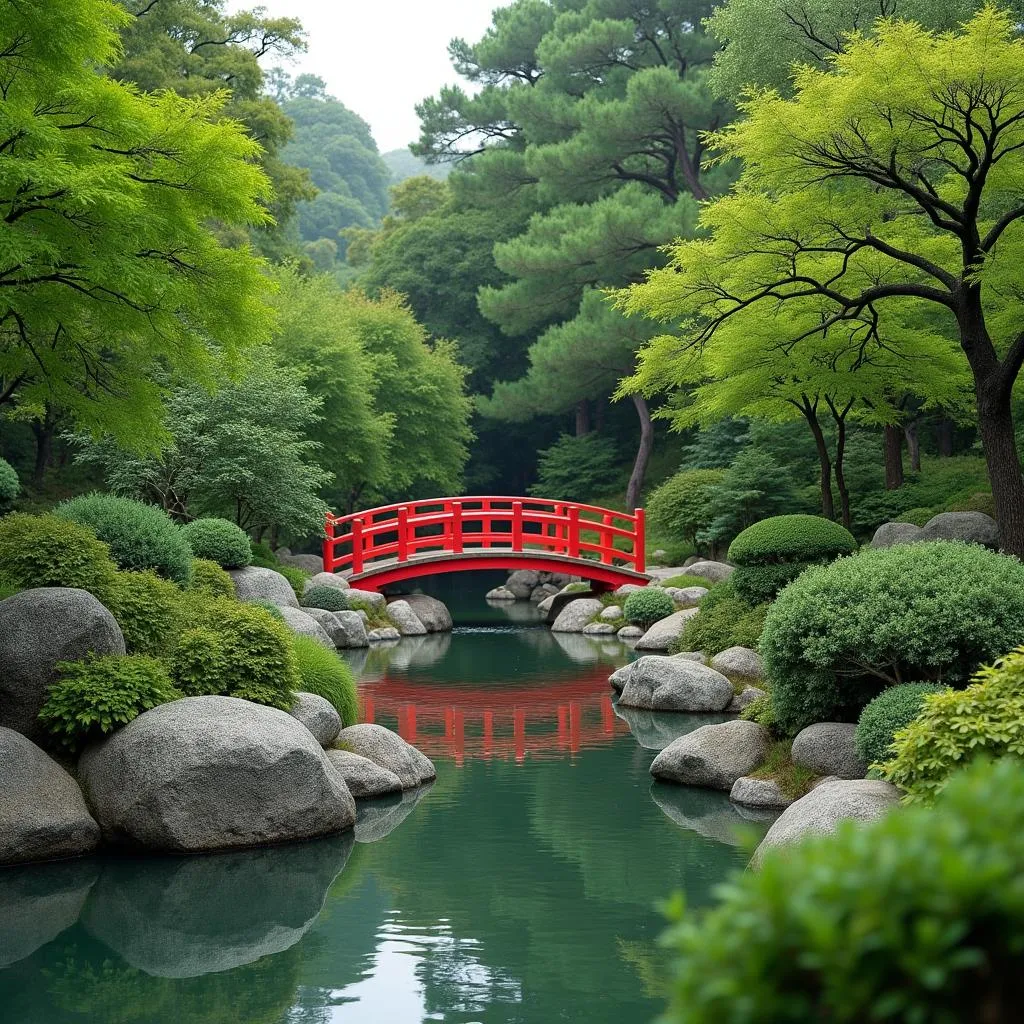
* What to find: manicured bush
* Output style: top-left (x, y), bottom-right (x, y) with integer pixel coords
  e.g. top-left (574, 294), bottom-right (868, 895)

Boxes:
top-left (728, 514), bottom-right (857, 604)
top-left (181, 517), bottom-right (251, 569)
top-left (0, 457), bottom-right (19, 512)
top-left (760, 542), bottom-right (1024, 735)
top-left (659, 757), bottom-right (1024, 1023)
top-left (168, 597), bottom-right (299, 709)
top-left (106, 571), bottom-right (183, 657)
top-left (38, 654), bottom-right (182, 753)
top-left (855, 682), bottom-right (949, 769)
top-left (186, 558), bottom-right (235, 598)
top-left (647, 468), bottom-right (727, 548)
top-left (302, 584), bottom-right (348, 612)
top-left (249, 541), bottom-right (278, 569)
top-left (0, 513), bottom-right (119, 604)
top-left (672, 580), bottom-right (768, 656)
top-left (879, 649), bottom-right (1024, 803)
top-left (55, 494), bottom-right (192, 585)
top-left (623, 587), bottom-right (675, 626)
top-left (291, 635), bottom-right (359, 726)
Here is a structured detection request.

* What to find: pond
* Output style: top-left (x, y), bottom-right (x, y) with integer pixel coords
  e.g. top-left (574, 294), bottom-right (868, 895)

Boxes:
top-left (0, 572), bottom-right (773, 1023)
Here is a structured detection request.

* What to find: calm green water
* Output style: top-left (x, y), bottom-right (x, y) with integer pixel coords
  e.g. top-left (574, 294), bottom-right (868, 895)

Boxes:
top-left (0, 573), bottom-right (773, 1023)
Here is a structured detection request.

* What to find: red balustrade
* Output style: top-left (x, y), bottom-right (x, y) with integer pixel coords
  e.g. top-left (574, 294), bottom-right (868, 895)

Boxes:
top-left (323, 496), bottom-right (646, 590)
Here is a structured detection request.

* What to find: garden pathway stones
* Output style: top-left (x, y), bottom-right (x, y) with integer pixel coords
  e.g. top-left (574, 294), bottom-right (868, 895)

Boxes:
top-left (289, 692), bottom-right (342, 748)
top-left (334, 723), bottom-right (436, 790)
top-left (634, 608), bottom-right (699, 651)
top-left (228, 566), bottom-right (299, 608)
top-left (650, 720), bottom-right (771, 791)
top-left (618, 656), bottom-right (734, 712)
top-left (791, 722), bottom-right (867, 780)
top-left (326, 749), bottom-right (403, 798)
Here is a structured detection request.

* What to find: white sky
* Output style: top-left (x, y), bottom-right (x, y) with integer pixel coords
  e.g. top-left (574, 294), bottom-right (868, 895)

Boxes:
top-left (239, 0), bottom-right (498, 152)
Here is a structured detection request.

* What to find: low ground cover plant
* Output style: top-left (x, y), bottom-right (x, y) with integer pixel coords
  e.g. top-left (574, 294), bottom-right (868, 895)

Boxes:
top-left (672, 579), bottom-right (767, 657)
top-left (106, 570), bottom-right (183, 658)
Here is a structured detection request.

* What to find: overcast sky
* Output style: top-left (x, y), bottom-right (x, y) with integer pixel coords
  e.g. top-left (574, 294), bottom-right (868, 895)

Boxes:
top-left (237, 0), bottom-right (498, 152)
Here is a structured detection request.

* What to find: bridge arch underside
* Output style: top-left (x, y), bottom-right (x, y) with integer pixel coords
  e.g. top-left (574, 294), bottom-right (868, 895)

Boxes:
top-left (339, 550), bottom-right (650, 593)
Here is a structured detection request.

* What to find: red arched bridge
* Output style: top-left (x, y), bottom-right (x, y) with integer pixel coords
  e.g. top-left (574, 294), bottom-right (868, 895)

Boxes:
top-left (323, 496), bottom-right (648, 592)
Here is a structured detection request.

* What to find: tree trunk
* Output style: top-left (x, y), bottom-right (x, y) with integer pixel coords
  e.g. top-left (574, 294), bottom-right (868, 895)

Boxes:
top-left (904, 421), bottom-right (921, 472)
top-left (976, 389), bottom-right (1024, 555)
top-left (834, 413), bottom-right (851, 529)
top-left (802, 403), bottom-right (835, 520)
top-left (937, 416), bottom-right (954, 457)
top-left (575, 399), bottom-right (591, 437)
top-left (30, 406), bottom-right (60, 486)
top-left (625, 393), bottom-right (653, 511)
top-left (883, 425), bottom-right (904, 489)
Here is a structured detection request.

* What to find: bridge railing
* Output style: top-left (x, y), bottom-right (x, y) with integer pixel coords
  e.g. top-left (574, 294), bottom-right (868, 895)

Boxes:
top-left (323, 496), bottom-right (645, 575)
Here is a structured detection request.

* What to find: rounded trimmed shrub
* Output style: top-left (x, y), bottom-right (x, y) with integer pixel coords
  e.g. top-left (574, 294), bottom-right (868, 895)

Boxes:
top-left (623, 587), bottom-right (675, 627)
top-left (879, 648), bottom-right (1024, 803)
top-left (659, 757), bottom-right (1024, 1023)
top-left (647, 468), bottom-right (727, 547)
top-left (672, 579), bottom-right (768, 656)
top-left (0, 457), bottom-right (19, 512)
top-left (181, 517), bottom-right (252, 569)
top-left (168, 596), bottom-right (299, 709)
top-left (0, 512), bottom-right (119, 603)
top-left (186, 558), bottom-right (235, 598)
top-left (55, 494), bottom-right (192, 585)
top-left (291, 635), bottom-right (359, 726)
top-left (760, 542), bottom-right (1024, 735)
top-left (106, 570), bottom-right (183, 657)
top-left (302, 584), bottom-right (348, 612)
top-left (38, 654), bottom-right (182, 753)
top-left (728, 515), bottom-right (857, 604)
top-left (855, 683), bottom-right (949, 768)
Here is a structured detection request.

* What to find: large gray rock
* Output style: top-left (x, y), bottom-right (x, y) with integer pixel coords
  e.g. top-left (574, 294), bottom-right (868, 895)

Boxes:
top-left (289, 692), bottom-right (342, 747)
top-left (651, 720), bottom-right (771, 791)
top-left (684, 560), bottom-right (735, 584)
top-left (302, 607), bottom-right (368, 649)
top-left (667, 586), bottom-right (709, 607)
top-left (401, 594), bottom-right (453, 632)
top-left (79, 696), bottom-right (355, 852)
top-left (304, 571), bottom-right (350, 593)
top-left (752, 779), bottom-right (900, 867)
top-left (228, 566), bottom-right (299, 608)
top-left (277, 552), bottom-right (323, 573)
top-left (791, 722), bottom-right (867, 779)
top-left (326, 748), bottom-right (403, 798)
top-left (354, 783), bottom-right (433, 843)
top-left (919, 511), bottom-right (1000, 548)
top-left (871, 521), bottom-right (924, 548)
top-left (486, 585), bottom-right (516, 601)
top-left (730, 776), bottom-right (794, 810)
top-left (83, 833), bottom-right (353, 977)
top-left (613, 583), bottom-right (647, 600)
top-left (609, 663), bottom-right (633, 693)
top-left (530, 583), bottom-right (560, 602)
top-left (551, 597), bottom-right (604, 633)
top-left (710, 645), bottom-right (764, 683)
top-left (347, 588), bottom-right (387, 611)
top-left (278, 606), bottom-right (334, 648)
top-left (673, 650), bottom-right (709, 665)
top-left (615, 704), bottom-right (731, 751)
top-left (367, 626), bottom-right (401, 642)
top-left (386, 599), bottom-right (427, 636)
top-left (0, 727), bottom-right (100, 865)
top-left (0, 588), bottom-right (125, 741)
top-left (634, 608), bottom-right (700, 651)
top-left (335, 723), bottom-right (435, 790)
top-left (617, 624), bottom-right (643, 639)
top-left (582, 621), bottom-right (617, 635)
top-left (618, 656), bottom-right (734, 712)
top-left (727, 686), bottom-right (766, 714)
top-left (505, 569), bottom-right (541, 599)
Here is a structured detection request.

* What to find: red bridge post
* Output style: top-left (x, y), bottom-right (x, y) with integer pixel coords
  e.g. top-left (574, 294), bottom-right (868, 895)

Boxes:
top-left (452, 500), bottom-right (463, 553)
top-left (634, 507), bottom-right (646, 573)
top-left (351, 517), bottom-right (364, 574)
top-left (397, 505), bottom-right (409, 562)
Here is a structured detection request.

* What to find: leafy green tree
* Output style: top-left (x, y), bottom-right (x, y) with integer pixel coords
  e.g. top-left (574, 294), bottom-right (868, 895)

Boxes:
top-left (618, 8), bottom-right (1024, 553)
top-left (528, 432), bottom-right (622, 502)
top-left (0, 0), bottom-right (274, 442)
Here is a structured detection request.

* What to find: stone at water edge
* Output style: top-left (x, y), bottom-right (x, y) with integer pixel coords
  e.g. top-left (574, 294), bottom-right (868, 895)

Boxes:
top-left (683, 560), bottom-right (735, 584)
top-left (791, 722), bottom-right (867, 780)
top-left (0, 587), bottom-right (125, 742)
top-left (618, 656), bottom-right (734, 713)
top-left (600, 605), bottom-right (623, 621)
top-left (386, 599), bottom-right (428, 636)
top-left (326, 749), bottom-right (403, 799)
top-left (505, 569), bottom-right (541, 600)
top-left (634, 608), bottom-right (699, 651)
top-left (582, 621), bottom-right (617, 635)
top-left (537, 595), bottom-right (556, 614)
top-left (730, 776), bottom-right (794, 810)
top-left (871, 521), bottom-right (924, 549)
top-left (79, 696), bottom-right (355, 852)
top-left (304, 571), bottom-right (350, 593)
top-left (347, 588), bottom-right (387, 610)
top-left (551, 598), bottom-right (604, 633)
top-left (278, 606), bottom-right (334, 648)
top-left (609, 663), bottom-right (633, 693)
top-left (367, 626), bottom-right (401, 642)
top-left (0, 727), bottom-right (101, 865)
top-left (228, 566), bottom-right (299, 608)
top-left (354, 784), bottom-right (433, 844)
top-left (401, 593), bottom-right (453, 632)
top-left (486, 586), bottom-right (517, 601)
top-left (617, 625), bottom-right (643, 640)
top-left (651, 719), bottom-right (771, 791)
top-left (335, 723), bottom-right (436, 790)
top-left (289, 692), bottom-right (342, 748)
top-left (727, 686), bottom-right (766, 714)
top-left (304, 608), bottom-right (368, 649)
top-left (751, 779), bottom-right (900, 867)
top-left (530, 583), bottom-right (560, 603)
top-left (710, 646), bottom-right (765, 684)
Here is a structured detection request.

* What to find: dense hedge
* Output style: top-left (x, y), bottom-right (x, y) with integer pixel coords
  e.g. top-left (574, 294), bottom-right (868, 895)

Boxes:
top-left (181, 517), bottom-right (251, 569)
top-left (660, 757), bottom-right (1024, 1023)
top-left (879, 649), bottom-right (1024, 803)
top-left (56, 494), bottom-right (192, 585)
top-left (855, 683), bottom-right (948, 768)
top-left (302, 584), bottom-right (348, 612)
top-left (0, 457), bottom-right (19, 512)
top-left (760, 542), bottom-right (1024, 734)
top-left (672, 579), bottom-right (768, 656)
top-left (624, 587), bottom-right (675, 626)
top-left (186, 558), bottom-right (235, 598)
top-left (107, 570), bottom-right (182, 657)
top-left (292, 635), bottom-right (359, 726)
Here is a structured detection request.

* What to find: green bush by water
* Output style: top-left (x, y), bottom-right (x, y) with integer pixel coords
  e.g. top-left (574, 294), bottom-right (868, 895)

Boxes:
top-left (292, 635), bottom-right (359, 726)
top-left (672, 580), bottom-right (768, 657)
top-left (855, 683), bottom-right (949, 769)
top-left (55, 493), bottom-right (192, 584)
top-left (302, 584), bottom-right (348, 612)
top-left (39, 654), bottom-right (182, 753)
top-left (186, 558), bottom-right (235, 598)
top-left (623, 588), bottom-right (675, 626)
top-left (181, 517), bottom-right (252, 568)
top-left (760, 542), bottom-right (1024, 735)
top-left (659, 757), bottom-right (1024, 1023)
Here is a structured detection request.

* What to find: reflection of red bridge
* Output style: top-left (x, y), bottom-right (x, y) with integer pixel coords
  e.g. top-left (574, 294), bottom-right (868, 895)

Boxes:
top-left (359, 670), bottom-right (629, 765)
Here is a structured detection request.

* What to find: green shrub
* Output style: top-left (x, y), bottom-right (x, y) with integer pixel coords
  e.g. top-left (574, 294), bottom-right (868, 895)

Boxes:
top-left (106, 571), bottom-right (183, 657)
top-left (879, 649), bottom-right (1024, 803)
top-left (895, 506), bottom-right (934, 526)
top-left (528, 432), bottom-right (623, 503)
top-left (38, 654), bottom-right (182, 753)
top-left (740, 692), bottom-right (779, 734)
top-left (659, 757), bottom-right (1024, 1024)
top-left (760, 542), bottom-right (1024, 735)
top-left (855, 682), bottom-right (949, 769)
top-left (0, 573), bottom-right (21, 601)
top-left (292, 635), bottom-right (359, 726)
top-left (0, 513), bottom-right (119, 604)
top-left (947, 490), bottom-right (996, 517)
top-left (186, 558), bottom-right (235, 598)
top-left (302, 584), bottom-right (348, 612)
top-left (181, 518), bottom-right (252, 568)
top-left (169, 597), bottom-right (299, 709)
top-left (0, 457), bottom-right (19, 512)
top-left (672, 580), bottom-right (768, 656)
top-left (647, 469), bottom-right (727, 548)
top-left (251, 598), bottom-right (285, 621)
top-left (748, 740), bottom-right (815, 799)
top-left (55, 494), bottom-right (192, 585)
top-left (250, 541), bottom-right (278, 569)
top-left (276, 563), bottom-right (310, 600)
top-left (623, 587), bottom-right (675, 626)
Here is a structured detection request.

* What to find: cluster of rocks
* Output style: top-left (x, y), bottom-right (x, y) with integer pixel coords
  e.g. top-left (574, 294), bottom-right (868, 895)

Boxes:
top-left (485, 568), bottom-right (578, 603)
top-left (871, 510), bottom-right (1000, 549)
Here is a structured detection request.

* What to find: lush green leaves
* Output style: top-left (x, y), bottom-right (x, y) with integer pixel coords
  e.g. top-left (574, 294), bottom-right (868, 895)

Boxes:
top-left (186, 558), bottom-right (235, 599)
top-left (528, 432), bottom-right (621, 502)
top-left (855, 682), bottom-right (949, 768)
top-left (302, 585), bottom-right (348, 612)
top-left (647, 469), bottom-right (726, 549)
top-left (728, 515), bottom-right (858, 565)
top-left (181, 518), bottom-right (252, 569)
top-left (0, 458), bottom-right (18, 512)
top-left (623, 588), bottom-right (675, 627)
top-left (673, 579), bottom-right (768, 656)
top-left (292, 635), bottom-right (358, 726)
top-left (106, 570), bottom-right (183, 658)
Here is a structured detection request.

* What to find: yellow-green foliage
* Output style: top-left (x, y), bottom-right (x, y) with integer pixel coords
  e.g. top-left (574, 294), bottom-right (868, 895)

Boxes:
top-left (292, 635), bottom-right (359, 726)
top-left (106, 570), bottom-right (183, 657)
top-left (879, 648), bottom-right (1024, 803)
top-left (673, 580), bottom-right (768, 656)
top-left (186, 558), bottom-right (235, 598)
